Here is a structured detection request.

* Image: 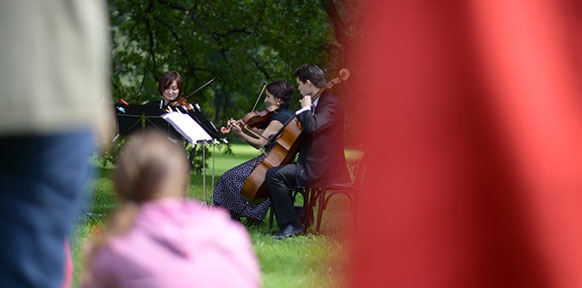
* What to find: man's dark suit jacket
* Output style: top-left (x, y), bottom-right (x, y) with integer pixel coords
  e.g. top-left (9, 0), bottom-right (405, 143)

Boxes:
top-left (296, 90), bottom-right (351, 187)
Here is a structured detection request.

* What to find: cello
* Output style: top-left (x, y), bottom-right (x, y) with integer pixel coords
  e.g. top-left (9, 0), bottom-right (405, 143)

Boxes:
top-left (241, 68), bottom-right (350, 203)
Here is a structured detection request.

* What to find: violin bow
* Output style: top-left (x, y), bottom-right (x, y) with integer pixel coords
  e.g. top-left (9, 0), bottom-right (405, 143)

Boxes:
top-left (250, 83), bottom-right (267, 112)
top-left (182, 77), bottom-right (216, 99)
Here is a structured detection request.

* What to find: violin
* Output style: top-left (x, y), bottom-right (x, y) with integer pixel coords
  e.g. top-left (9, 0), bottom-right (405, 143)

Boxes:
top-left (220, 104), bottom-right (278, 136)
top-left (220, 84), bottom-right (275, 138)
top-left (162, 97), bottom-right (193, 114)
top-left (174, 97), bottom-right (193, 110)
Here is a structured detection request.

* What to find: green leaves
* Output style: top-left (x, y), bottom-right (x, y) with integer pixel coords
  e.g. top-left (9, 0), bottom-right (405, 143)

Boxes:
top-left (108, 0), bottom-right (335, 123)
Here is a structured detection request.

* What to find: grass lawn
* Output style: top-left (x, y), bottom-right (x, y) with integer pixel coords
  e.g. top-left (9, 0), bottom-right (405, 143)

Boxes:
top-left (71, 143), bottom-right (358, 287)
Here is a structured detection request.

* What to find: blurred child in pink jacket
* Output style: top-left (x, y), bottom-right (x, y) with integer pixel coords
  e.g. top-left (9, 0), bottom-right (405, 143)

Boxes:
top-left (82, 131), bottom-right (261, 288)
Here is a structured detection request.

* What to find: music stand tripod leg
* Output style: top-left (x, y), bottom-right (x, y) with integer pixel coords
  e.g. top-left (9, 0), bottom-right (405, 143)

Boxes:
top-left (199, 140), bottom-right (207, 205)
top-left (188, 142), bottom-right (197, 173)
top-left (184, 142), bottom-right (197, 199)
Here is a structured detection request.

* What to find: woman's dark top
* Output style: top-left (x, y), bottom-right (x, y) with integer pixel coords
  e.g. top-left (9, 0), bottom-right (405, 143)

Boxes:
top-left (264, 108), bottom-right (292, 151)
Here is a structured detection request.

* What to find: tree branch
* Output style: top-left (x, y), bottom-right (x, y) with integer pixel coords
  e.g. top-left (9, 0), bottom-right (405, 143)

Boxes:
top-left (153, 15), bottom-right (196, 73)
top-left (322, 0), bottom-right (348, 46)
top-left (145, 0), bottom-right (158, 79)
top-left (156, 0), bottom-right (188, 11)
top-left (251, 57), bottom-right (272, 81)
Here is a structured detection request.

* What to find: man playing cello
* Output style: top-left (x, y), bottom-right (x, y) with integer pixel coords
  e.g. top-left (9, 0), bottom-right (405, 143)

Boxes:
top-left (266, 64), bottom-right (350, 239)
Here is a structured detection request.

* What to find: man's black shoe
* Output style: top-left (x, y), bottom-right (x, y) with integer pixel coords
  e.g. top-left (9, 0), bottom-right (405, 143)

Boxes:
top-left (272, 223), bottom-right (304, 240)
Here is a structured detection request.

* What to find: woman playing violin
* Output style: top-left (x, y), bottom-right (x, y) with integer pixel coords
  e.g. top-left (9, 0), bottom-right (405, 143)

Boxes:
top-left (146, 70), bottom-right (184, 111)
top-left (212, 80), bottom-right (294, 223)
top-left (145, 70), bottom-right (187, 141)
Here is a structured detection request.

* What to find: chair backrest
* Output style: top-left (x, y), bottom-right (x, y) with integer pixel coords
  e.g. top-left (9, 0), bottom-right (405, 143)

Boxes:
top-left (348, 153), bottom-right (367, 186)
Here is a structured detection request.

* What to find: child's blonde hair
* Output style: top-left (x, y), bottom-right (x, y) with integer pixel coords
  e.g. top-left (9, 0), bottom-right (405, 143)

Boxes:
top-left (113, 131), bottom-right (188, 203)
top-left (84, 131), bottom-right (189, 281)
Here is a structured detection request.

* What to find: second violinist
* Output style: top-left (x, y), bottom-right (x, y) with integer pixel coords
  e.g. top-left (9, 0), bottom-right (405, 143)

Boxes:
top-left (212, 80), bottom-right (294, 223)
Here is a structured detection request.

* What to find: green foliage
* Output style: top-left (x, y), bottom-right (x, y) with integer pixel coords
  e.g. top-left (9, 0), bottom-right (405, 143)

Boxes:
top-left (107, 0), bottom-right (369, 150)
top-left (108, 0), bottom-right (337, 126)
top-left (98, 137), bottom-right (126, 167)
top-left (187, 142), bottom-right (214, 174)
top-left (98, 137), bottom-right (209, 173)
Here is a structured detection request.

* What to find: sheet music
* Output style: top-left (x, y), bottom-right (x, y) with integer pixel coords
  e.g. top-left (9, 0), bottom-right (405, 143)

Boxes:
top-left (162, 111), bottom-right (212, 143)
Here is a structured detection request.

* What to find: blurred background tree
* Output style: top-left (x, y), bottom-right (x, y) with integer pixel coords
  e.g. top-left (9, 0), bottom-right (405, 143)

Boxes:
top-left (108, 0), bottom-right (365, 149)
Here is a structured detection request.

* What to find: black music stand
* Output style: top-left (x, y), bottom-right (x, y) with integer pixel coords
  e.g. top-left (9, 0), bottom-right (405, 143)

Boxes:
top-left (161, 103), bottom-right (227, 204)
top-left (167, 102), bottom-right (227, 167)
top-left (184, 102), bottom-right (227, 144)
top-left (187, 103), bottom-right (227, 205)
top-left (114, 102), bottom-right (226, 204)
top-left (114, 103), bottom-right (182, 140)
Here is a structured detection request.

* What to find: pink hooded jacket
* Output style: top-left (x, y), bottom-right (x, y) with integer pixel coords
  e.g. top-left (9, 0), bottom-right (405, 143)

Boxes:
top-left (83, 199), bottom-right (261, 288)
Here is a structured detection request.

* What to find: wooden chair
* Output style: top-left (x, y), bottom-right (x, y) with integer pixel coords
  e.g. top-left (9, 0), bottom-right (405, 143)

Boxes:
top-left (267, 154), bottom-right (366, 234)
top-left (307, 154), bottom-right (367, 234)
